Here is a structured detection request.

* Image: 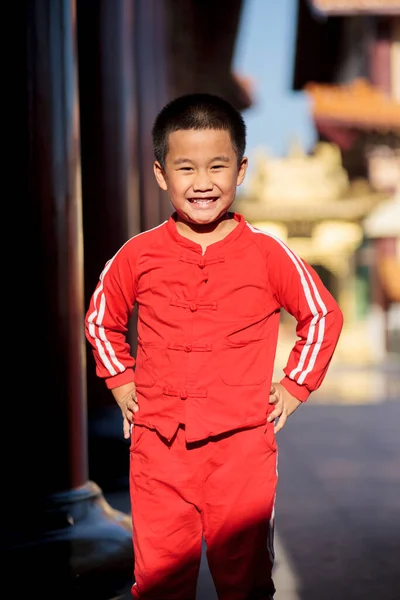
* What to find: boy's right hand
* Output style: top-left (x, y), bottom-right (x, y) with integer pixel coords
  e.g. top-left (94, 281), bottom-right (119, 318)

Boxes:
top-left (111, 382), bottom-right (139, 439)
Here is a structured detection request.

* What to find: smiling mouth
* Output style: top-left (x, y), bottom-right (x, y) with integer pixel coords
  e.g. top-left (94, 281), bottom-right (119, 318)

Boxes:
top-left (188, 197), bottom-right (218, 205)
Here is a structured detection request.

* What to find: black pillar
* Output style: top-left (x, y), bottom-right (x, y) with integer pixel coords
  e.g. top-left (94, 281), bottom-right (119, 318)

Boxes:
top-left (7, 1), bottom-right (133, 596)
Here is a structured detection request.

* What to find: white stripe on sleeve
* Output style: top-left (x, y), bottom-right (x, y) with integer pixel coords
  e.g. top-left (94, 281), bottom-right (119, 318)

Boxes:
top-left (87, 221), bottom-right (167, 376)
top-left (247, 224), bottom-right (327, 385)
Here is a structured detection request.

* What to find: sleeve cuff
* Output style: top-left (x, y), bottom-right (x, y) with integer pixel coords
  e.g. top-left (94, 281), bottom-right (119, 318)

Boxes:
top-left (280, 376), bottom-right (310, 402)
top-left (105, 368), bottom-right (135, 390)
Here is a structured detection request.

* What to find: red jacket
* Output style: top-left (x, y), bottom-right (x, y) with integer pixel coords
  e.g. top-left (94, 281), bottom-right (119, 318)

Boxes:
top-left (85, 213), bottom-right (343, 442)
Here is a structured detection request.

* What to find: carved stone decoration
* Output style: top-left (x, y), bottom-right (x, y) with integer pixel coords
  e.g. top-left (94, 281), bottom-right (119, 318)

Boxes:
top-left (234, 140), bottom-right (388, 230)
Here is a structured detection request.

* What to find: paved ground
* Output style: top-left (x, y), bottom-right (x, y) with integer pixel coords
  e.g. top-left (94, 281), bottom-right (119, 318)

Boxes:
top-left (104, 358), bottom-right (400, 600)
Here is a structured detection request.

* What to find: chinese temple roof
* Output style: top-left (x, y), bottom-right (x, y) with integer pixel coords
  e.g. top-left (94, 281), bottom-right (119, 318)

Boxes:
top-left (309, 0), bottom-right (400, 15)
top-left (305, 79), bottom-right (400, 130)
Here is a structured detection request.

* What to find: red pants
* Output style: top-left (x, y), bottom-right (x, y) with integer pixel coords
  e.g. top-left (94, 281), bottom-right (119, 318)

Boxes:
top-left (129, 423), bottom-right (278, 600)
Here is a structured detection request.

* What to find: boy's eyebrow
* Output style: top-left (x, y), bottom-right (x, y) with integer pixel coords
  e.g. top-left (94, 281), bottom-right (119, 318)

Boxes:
top-left (173, 157), bottom-right (194, 165)
top-left (211, 155), bottom-right (231, 163)
top-left (173, 155), bottom-right (231, 165)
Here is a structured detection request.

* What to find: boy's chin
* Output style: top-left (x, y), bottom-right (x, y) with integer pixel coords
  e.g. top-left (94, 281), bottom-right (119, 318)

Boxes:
top-left (186, 212), bottom-right (228, 227)
top-left (184, 205), bottom-right (233, 223)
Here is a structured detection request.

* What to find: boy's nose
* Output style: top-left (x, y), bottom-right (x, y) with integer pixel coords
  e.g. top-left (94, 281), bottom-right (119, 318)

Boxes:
top-left (193, 172), bottom-right (213, 192)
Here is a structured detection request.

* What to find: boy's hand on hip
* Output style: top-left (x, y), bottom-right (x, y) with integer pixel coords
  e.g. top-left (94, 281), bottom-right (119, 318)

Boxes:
top-left (111, 383), bottom-right (139, 439)
top-left (267, 382), bottom-right (302, 433)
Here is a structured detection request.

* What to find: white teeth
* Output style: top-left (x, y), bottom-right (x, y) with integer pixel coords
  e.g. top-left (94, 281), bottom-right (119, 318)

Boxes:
top-left (191, 199), bottom-right (215, 204)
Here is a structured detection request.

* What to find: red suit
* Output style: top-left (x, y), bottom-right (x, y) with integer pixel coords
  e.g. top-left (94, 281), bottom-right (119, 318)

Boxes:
top-left (85, 213), bottom-right (343, 599)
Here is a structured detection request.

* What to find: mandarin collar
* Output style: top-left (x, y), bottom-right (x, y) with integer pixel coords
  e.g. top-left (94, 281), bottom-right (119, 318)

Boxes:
top-left (165, 212), bottom-right (246, 254)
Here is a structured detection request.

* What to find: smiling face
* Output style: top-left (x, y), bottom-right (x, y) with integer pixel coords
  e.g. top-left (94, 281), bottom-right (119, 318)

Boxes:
top-left (153, 128), bottom-right (247, 228)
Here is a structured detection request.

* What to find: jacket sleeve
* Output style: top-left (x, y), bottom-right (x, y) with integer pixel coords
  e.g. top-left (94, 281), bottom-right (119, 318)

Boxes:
top-left (84, 244), bottom-right (137, 390)
top-left (266, 236), bottom-right (344, 401)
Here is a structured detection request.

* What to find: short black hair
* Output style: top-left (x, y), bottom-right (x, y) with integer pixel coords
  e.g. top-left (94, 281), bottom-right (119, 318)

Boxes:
top-left (152, 93), bottom-right (246, 167)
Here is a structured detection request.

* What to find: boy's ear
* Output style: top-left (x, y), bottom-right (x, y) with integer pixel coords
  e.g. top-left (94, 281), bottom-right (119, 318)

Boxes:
top-left (237, 157), bottom-right (248, 186)
top-left (153, 161), bottom-right (168, 191)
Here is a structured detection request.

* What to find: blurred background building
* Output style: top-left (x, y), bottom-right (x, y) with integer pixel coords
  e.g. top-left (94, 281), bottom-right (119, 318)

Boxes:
top-left (234, 0), bottom-right (400, 367)
top-left (13, 0), bottom-right (400, 598)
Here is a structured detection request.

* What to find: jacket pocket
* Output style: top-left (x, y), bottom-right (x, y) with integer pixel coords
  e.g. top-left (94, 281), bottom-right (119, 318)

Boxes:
top-left (134, 342), bottom-right (156, 388)
top-left (261, 422), bottom-right (277, 453)
top-left (220, 338), bottom-right (269, 386)
top-left (129, 424), bottom-right (150, 452)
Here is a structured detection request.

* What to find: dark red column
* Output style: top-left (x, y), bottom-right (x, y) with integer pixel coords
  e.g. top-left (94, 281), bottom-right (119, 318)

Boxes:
top-left (134, 0), bottom-right (173, 227)
top-left (7, 1), bottom-right (133, 595)
top-left (77, 0), bottom-right (171, 490)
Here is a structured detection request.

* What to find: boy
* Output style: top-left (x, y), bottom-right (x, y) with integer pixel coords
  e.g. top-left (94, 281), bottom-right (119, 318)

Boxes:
top-left (85, 93), bottom-right (343, 599)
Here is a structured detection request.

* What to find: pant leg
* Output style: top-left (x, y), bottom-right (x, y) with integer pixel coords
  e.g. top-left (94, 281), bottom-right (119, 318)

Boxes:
top-left (129, 425), bottom-right (203, 600)
top-left (202, 424), bottom-right (278, 600)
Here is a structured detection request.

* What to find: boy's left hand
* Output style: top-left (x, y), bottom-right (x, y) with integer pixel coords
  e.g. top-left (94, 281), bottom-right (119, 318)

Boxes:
top-left (267, 382), bottom-right (302, 433)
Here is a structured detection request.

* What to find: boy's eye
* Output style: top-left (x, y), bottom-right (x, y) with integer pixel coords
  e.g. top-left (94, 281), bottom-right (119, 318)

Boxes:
top-left (179, 167), bottom-right (193, 171)
top-left (211, 165), bottom-right (225, 170)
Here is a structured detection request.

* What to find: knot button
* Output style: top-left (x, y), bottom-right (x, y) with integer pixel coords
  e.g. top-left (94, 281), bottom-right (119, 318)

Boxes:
top-left (198, 259), bottom-right (205, 269)
top-left (180, 390), bottom-right (188, 400)
top-left (184, 344), bottom-right (192, 352)
top-left (189, 303), bottom-right (198, 312)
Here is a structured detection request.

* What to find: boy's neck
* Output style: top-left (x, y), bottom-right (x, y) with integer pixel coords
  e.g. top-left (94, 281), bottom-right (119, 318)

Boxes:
top-left (175, 212), bottom-right (237, 252)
